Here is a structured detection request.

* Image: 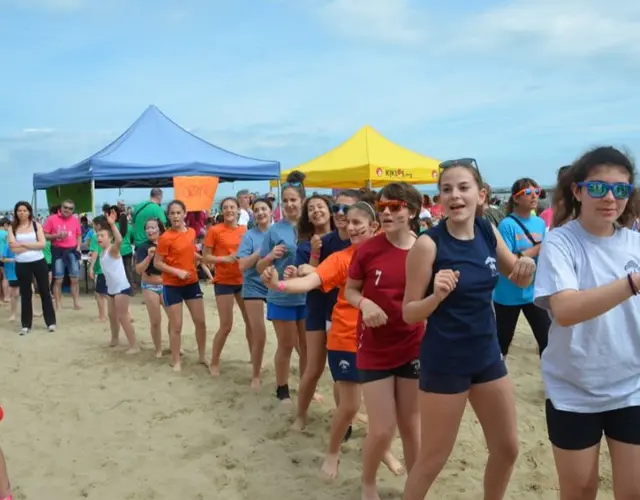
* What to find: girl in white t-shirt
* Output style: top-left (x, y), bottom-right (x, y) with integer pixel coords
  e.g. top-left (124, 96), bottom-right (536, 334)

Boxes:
top-left (534, 146), bottom-right (640, 499)
top-left (97, 210), bottom-right (139, 354)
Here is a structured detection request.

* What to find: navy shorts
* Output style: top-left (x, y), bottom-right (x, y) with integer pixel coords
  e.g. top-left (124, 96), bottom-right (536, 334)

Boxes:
top-left (108, 287), bottom-right (133, 298)
top-left (163, 282), bottom-right (204, 307)
top-left (306, 290), bottom-right (327, 331)
top-left (546, 400), bottom-right (640, 450)
top-left (266, 303), bottom-right (306, 322)
top-left (419, 358), bottom-right (507, 394)
top-left (328, 350), bottom-right (359, 383)
top-left (243, 296), bottom-right (266, 303)
top-left (8, 280), bottom-right (19, 288)
top-left (359, 359), bottom-right (420, 384)
top-left (95, 274), bottom-right (108, 296)
top-left (214, 283), bottom-right (242, 296)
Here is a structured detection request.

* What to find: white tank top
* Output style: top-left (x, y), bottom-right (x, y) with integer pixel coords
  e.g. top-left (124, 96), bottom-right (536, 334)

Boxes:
top-left (14, 229), bottom-right (45, 263)
top-left (100, 247), bottom-right (130, 295)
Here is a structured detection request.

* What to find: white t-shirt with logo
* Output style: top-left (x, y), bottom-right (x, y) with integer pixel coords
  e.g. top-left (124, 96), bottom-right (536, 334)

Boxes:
top-left (534, 219), bottom-right (640, 413)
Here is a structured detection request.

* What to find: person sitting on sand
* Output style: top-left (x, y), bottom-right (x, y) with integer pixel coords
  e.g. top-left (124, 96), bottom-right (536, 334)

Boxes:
top-left (95, 210), bottom-right (139, 354)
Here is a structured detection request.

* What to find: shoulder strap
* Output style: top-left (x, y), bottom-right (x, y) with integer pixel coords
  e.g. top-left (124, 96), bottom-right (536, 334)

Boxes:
top-left (132, 202), bottom-right (153, 225)
top-left (32, 220), bottom-right (40, 241)
top-left (507, 214), bottom-right (539, 245)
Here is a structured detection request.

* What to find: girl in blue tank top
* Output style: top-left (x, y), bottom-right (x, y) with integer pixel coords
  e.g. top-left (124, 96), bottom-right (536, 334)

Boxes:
top-left (401, 160), bottom-right (536, 500)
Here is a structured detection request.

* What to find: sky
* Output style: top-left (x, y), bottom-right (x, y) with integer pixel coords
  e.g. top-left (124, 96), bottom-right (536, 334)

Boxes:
top-left (1, 0), bottom-right (639, 209)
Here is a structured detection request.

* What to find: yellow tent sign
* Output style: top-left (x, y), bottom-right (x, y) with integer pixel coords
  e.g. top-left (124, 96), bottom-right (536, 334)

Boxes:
top-left (272, 126), bottom-right (440, 189)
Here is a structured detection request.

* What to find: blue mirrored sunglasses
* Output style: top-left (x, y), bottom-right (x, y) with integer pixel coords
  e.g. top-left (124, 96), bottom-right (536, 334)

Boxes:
top-left (282, 181), bottom-right (302, 189)
top-left (331, 203), bottom-right (353, 214)
top-left (438, 158), bottom-right (479, 171)
top-left (577, 181), bottom-right (633, 200)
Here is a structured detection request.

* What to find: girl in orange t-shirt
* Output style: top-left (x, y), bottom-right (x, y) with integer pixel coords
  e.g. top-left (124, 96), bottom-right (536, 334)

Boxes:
top-left (154, 200), bottom-right (207, 372)
top-left (261, 201), bottom-right (400, 482)
top-left (203, 197), bottom-right (248, 377)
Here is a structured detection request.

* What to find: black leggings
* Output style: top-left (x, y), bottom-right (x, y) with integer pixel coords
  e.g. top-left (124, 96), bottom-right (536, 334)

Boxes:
top-left (16, 258), bottom-right (56, 329)
top-left (494, 302), bottom-right (550, 356)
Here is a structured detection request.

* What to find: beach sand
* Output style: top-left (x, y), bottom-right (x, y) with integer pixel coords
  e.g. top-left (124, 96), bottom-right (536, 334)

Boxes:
top-left (0, 292), bottom-right (613, 500)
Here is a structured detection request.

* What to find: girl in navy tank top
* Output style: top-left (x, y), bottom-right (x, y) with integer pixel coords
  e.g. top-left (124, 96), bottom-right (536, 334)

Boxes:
top-left (402, 161), bottom-right (536, 500)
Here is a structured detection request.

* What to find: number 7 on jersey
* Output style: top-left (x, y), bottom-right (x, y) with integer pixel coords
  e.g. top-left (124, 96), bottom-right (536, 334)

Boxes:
top-left (375, 269), bottom-right (382, 286)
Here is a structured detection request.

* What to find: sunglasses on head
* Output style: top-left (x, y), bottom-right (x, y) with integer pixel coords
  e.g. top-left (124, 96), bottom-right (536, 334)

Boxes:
top-left (515, 187), bottom-right (541, 198)
top-left (376, 200), bottom-right (407, 213)
top-left (282, 181), bottom-right (302, 189)
top-left (577, 181), bottom-right (633, 200)
top-left (331, 203), bottom-right (353, 214)
top-left (438, 158), bottom-right (479, 171)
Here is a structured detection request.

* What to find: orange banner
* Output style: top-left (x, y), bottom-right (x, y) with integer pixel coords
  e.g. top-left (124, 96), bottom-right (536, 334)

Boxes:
top-left (173, 176), bottom-right (219, 212)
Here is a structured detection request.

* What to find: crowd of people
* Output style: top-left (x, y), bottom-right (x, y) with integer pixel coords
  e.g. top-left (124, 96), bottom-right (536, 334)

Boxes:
top-left (1, 144), bottom-right (639, 499)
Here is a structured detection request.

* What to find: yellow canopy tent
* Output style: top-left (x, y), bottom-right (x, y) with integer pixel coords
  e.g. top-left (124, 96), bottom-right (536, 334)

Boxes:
top-left (272, 125), bottom-right (440, 189)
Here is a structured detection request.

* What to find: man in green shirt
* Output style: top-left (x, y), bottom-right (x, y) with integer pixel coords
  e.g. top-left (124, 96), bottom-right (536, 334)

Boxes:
top-left (132, 188), bottom-right (167, 247)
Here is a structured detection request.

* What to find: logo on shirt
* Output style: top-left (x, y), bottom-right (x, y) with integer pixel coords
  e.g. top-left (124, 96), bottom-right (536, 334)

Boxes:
top-left (338, 359), bottom-right (351, 372)
top-left (625, 260), bottom-right (640, 274)
top-left (485, 256), bottom-right (498, 277)
top-left (410, 359), bottom-right (420, 375)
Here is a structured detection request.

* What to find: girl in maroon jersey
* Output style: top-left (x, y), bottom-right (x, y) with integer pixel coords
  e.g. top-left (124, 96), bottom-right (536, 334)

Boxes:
top-left (345, 182), bottom-right (424, 500)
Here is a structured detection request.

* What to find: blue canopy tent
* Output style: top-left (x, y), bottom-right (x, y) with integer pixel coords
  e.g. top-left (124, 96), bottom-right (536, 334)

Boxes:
top-left (32, 105), bottom-right (281, 209)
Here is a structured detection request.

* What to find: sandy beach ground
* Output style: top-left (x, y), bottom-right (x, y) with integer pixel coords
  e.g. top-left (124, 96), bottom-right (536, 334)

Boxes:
top-left (0, 291), bottom-right (613, 499)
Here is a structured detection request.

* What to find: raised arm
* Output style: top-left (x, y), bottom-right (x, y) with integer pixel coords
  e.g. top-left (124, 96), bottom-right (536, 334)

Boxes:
top-left (107, 212), bottom-right (123, 258)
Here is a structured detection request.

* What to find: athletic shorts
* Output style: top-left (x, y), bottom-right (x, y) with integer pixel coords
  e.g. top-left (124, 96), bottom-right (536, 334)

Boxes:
top-left (214, 283), bottom-right (242, 296)
top-left (546, 400), bottom-right (640, 450)
top-left (328, 350), bottom-right (359, 383)
top-left (266, 303), bottom-right (306, 322)
top-left (305, 291), bottom-right (327, 331)
top-left (163, 282), bottom-right (203, 307)
top-left (419, 358), bottom-right (507, 394)
top-left (95, 274), bottom-right (108, 296)
top-left (108, 287), bottom-right (133, 298)
top-left (243, 296), bottom-right (266, 302)
top-left (141, 282), bottom-right (163, 295)
top-left (359, 359), bottom-right (420, 384)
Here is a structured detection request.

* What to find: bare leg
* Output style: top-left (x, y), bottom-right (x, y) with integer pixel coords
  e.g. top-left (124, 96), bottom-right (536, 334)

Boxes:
top-left (321, 382), bottom-right (361, 480)
top-left (143, 289), bottom-right (163, 357)
top-left (53, 279), bottom-right (62, 310)
top-left (165, 302), bottom-right (184, 371)
top-left (395, 377), bottom-right (421, 473)
top-left (0, 443), bottom-right (11, 499)
top-left (115, 294), bottom-right (138, 353)
top-left (296, 319), bottom-right (307, 378)
top-left (70, 277), bottom-right (81, 309)
top-left (294, 329), bottom-right (327, 430)
top-left (244, 299), bottom-right (266, 390)
top-left (95, 292), bottom-right (107, 322)
top-left (210, 293), bottom-right (235, 376)
top-left (8, 288), bottom-right (18, 322)
top-left (235, 294), bottom-right (253, 359)
top-left (272, 319), bottom-right (298, 403)
top-left (185, 298), bottom-right (207, 365)
top-left (106, 296), bottom-right (120, 346)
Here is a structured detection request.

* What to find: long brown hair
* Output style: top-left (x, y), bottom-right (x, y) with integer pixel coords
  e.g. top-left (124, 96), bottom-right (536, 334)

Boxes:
top-left (297, 194), bottom-right (335, 242)
top-left (553, 146), bottom-right (637, 228)
top-left (11, 201), bottom-right (34, 233)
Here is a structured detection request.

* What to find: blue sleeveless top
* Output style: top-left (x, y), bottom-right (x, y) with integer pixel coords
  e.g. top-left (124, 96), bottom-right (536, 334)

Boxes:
top-left (421, 217), bottom-right (501, 375)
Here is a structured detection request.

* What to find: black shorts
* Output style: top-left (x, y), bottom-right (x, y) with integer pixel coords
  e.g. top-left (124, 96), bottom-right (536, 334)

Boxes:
top-left (95, 274), bottom-right (108, 296)
top-left (359, 359), bottom-right (420, 384)
top-left (214, 283), bottom-right (242, 296)
top-left (546, 400), bottom-right (640, 450)
top-left (419, 358), bottom-right (507, 394)
top-left (8, 280), bottom-right (19, 288)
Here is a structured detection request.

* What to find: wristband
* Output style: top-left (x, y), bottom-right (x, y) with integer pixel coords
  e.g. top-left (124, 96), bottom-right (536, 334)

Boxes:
top-left (628, 273), bottom-right (639, 295)
top-left (277, 281), bottom-right (286, 292)
top-left (310, 252), bottom-right (320, 260)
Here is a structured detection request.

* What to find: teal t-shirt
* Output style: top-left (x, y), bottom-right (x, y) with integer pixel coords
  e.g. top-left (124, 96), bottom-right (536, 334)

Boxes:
top-left (132, 202), bottom-right (167, 247)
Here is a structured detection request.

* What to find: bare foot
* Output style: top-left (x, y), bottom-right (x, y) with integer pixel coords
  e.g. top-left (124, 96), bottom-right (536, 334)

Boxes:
top-left (155, 351), bottom-right (163, 359)
top-left (356, 412), bottom-right (369, 425)
top-left (109, 338), bottom-right (119, 347)
top-left (361, 483), bottom-right (382, 500)
top-left (34, 311), bottom-right (42, 318)
top-left (73, 304), bottom-right (82, 310)
top-left (312, 392), bottom-right (325, 403)
top-left (250, 377), bottom-right (261, 391)
top-left (125, 346), bottom-right (140, 355)
top-left (172, 362), bottom-right (182, 372)
top-left (209, 365), bottom-right (220, 377)
top-left (382, 450), bottom-right (405, 476)
top-left (320, 453), bottom-right (340, 480)
top-left (97, 317), bottom-right (107, 323)
top-left (291, 415), bottom-right (306, 431)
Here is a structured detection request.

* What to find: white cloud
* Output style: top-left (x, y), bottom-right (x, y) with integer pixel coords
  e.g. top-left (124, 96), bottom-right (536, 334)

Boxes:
top-left (459, 0), bottom-right (640, 59)
top-left (315, 0), bottom-right (425, 45)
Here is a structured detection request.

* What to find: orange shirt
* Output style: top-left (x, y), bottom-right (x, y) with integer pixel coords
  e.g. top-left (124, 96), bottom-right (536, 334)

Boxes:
top-left (204, 223), bottom-right (246, 285)
top-left (315, 246), bottom-right (357, 353)
top-left (156, 227), bottom-right (198, 286)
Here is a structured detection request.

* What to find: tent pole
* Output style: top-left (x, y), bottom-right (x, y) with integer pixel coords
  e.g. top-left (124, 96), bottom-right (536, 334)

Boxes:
top-left (33, 188), bottom-right (38, 215)
top-left (91, 180), bottom-right (96, 217)
top-left (277, 180), bottom-right (282, 219)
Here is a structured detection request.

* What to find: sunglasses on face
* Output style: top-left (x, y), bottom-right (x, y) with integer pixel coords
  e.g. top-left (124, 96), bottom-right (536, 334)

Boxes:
top-left (438, 158), bottom-right (479, 171)
top-left (376, 200), bottom-right (407, 213)
top-left (331, 203), bottom-right (353, 214)
top-left (515, 187), bottom-right (541, 198)
top-left (577, 181), bottom-right (634, 200)
top-left (62, 205), bottom-right (74, 210)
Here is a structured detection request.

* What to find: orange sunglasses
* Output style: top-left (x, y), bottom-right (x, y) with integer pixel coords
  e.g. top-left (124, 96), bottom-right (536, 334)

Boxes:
top-left (376, 200), bottom-right (407, 212)
top-left (515, 187), bottom-right (541, 198)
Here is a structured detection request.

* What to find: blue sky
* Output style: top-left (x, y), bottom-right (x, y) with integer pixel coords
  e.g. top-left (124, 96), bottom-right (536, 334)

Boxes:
top-left (1, 0), bottom-right (639, 209)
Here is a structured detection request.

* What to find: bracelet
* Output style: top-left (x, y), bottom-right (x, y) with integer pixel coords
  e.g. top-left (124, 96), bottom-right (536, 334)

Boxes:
top-left (277, 280), bottom-right (286, 292)
top-left (627, 273), bottom-right (639, 295)
top-left (310, 253), bottom-right (320, 260)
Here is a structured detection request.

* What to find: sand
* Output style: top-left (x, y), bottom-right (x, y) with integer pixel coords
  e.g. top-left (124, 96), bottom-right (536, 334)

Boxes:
top-left (0, 292), bottom-right (614, 500)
